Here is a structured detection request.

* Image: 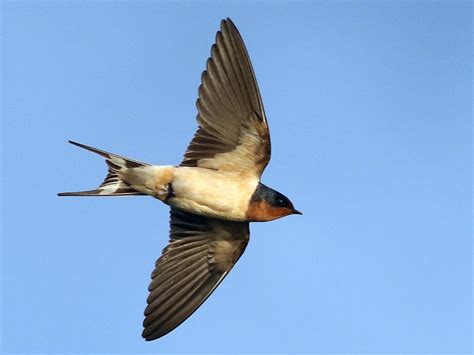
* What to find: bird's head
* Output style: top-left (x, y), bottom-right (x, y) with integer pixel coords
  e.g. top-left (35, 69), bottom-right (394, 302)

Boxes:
top-left (246, 183), bottom-right (302, 222)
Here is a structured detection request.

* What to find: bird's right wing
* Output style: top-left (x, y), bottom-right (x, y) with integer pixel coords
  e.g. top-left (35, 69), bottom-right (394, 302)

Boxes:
top-left (142, 208), bottom-right (250, 341)
top-left (180, 18), bottom-right (271, 178)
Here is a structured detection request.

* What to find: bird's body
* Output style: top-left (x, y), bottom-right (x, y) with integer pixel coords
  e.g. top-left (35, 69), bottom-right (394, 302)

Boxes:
top-left (59, 18), bottom-right (300, 341)
top-left (167, 167), bottom-right (260, 221)
top-left (118, 163), bottom-right (261, 221)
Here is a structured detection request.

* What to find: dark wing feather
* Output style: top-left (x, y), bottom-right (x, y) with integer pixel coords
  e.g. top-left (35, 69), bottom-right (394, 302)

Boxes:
top-left (142, 208), bottom-right (250, 341)
top-left (181, 18), bottom-right (271, 177)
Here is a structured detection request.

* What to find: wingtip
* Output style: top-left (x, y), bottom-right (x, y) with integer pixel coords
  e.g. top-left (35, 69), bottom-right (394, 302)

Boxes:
top-left (219, 17), bottom-right (241, 41)
top-left (143, 334), bottom-right (154, 342)
top-left (221, 17), bottom-right (235, 30)
top-left (141, 328), bottom-right (164, 342)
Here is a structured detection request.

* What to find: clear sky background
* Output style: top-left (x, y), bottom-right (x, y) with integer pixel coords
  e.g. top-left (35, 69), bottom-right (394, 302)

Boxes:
top-left (1, 1), bottom-right (472, 354)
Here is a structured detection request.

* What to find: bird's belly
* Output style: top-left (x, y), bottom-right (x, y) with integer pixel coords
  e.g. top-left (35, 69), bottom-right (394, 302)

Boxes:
top-left (169, 167), bottom-right (259, 221)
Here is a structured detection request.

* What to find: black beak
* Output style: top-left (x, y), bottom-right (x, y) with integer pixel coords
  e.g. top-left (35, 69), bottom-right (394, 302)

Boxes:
top-left (292, 209), bottom-right (303, 215)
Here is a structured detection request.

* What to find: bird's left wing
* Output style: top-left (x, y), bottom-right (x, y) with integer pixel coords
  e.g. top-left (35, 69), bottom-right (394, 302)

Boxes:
top-left (142, 208), bottom-right (250, 341)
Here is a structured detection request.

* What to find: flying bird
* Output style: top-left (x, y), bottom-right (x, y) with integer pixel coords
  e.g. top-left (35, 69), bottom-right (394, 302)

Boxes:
top-left (59, 18), bottom-right (301, 341)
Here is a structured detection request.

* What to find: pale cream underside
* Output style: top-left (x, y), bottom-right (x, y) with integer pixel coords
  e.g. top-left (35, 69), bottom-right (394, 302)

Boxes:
top-left (119, 165), bottom-right (259, 221)
top-left (171, 167), bottom-right (258, 221)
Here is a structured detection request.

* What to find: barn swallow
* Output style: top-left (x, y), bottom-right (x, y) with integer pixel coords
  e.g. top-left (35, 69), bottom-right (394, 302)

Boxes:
top-left (59, 18), bottom-right (301, 341)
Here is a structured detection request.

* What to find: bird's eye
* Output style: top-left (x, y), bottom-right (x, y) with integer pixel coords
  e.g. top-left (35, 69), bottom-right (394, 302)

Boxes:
top-left (276, 198), bottom-right (286, 207)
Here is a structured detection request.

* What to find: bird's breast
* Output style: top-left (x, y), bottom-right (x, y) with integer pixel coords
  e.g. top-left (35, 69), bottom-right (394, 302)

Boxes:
top-left (169, 167), bottom-right (259, 221)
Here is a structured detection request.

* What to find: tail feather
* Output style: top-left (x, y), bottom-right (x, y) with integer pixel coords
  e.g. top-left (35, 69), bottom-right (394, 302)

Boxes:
top-left (58, 141), bottom-right (150, 197)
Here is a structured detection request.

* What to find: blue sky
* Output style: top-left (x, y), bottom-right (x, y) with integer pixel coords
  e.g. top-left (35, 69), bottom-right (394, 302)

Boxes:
top-left (1, 1), bottom-right (471, 354)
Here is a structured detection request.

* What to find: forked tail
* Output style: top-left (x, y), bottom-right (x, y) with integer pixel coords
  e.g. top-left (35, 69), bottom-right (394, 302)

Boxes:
top-left (58, 141), bottom-right (150, 197)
